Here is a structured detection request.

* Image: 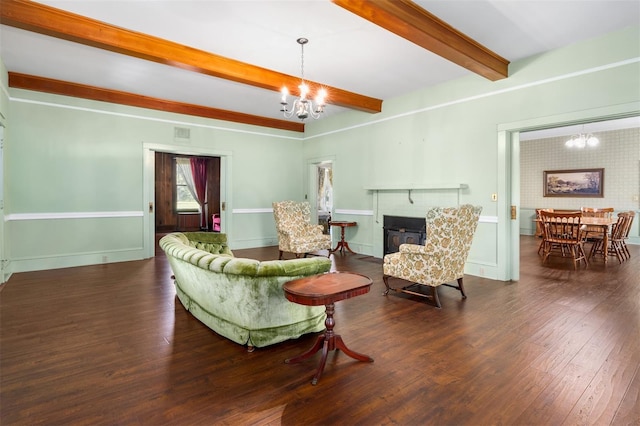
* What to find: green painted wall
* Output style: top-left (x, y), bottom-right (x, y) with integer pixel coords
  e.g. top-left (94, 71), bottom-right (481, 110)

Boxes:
top-left (302, 25), bottom-right (640, 278)
top-left (2, 25), bottom-right (639, 279)
top-left (4, 89), bottom-right (304, 274)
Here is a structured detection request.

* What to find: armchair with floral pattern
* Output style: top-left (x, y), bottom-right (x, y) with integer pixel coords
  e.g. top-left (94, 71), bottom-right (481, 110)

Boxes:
top-left (273, 200), bottom-right (332, 260)
top-left (382, 204), bottom-right (482, 308)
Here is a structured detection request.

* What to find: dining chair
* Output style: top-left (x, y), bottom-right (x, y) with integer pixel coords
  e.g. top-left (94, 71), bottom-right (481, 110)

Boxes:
top-left (580, 207), bottom-right (614, 242)
top-left (535, 208), bottom-right (554, 255)
top-left (540, 210), bottom-right (588, 269)
top-left (620, 211), bottom-right (635, 260)
top-left (591, 211), bottom-right (635, 263)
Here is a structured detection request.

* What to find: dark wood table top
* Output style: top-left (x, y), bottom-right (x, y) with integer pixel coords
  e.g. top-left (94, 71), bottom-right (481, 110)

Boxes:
top-left (283, 272), bottom-right (372, 306)
top-left (329, 221), bottom-right (357, 227)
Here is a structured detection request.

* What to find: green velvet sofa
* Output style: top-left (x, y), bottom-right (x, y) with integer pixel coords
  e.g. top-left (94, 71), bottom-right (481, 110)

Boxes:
top-left (159, 232), bottom-right (332, 351)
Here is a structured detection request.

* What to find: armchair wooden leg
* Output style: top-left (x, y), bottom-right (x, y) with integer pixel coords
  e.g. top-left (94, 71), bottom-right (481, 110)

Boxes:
top-left (279, 250), bottom-right (284, 260)
top-left (382, 275), bottom-right (391, 295)
top-left (457, 277), bottom-right (467, 299)
top-left (384, 275), bottom-right (443, 308)
top-left (430, 287), bottom-right (441, 308)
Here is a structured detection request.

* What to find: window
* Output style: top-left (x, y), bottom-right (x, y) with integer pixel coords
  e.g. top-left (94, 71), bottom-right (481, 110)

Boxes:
top-left (175, 158), bottom-right (200, 212)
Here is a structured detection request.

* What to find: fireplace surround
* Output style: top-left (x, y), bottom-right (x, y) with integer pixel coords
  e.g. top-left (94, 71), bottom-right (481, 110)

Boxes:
top-left (383, 215), bottom-right (426, 255)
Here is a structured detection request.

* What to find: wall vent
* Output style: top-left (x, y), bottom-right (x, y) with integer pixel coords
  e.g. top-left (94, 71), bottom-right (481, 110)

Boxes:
top-left (174, 127), bottom-right (191, 142)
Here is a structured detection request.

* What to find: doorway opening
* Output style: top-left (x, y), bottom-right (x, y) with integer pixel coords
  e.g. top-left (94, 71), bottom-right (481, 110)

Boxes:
top-left (154, 152), bottom-right (221, 233)
top-left (143, 143), bottom-right (231, 259)
top-left (500, 108), bottom-right (639, 281)
top-left (317, 162), bottom-right (333, 235)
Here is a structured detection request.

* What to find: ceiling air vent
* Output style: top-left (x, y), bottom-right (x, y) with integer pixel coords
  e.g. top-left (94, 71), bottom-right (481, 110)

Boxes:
top-left (174, 127), bottom-right (191, 142)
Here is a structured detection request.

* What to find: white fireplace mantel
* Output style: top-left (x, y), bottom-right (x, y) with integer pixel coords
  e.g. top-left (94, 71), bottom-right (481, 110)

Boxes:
top-left (367, 183), bottom-right (469, 216)
top-left (364, 183), bottom-right (468, 191)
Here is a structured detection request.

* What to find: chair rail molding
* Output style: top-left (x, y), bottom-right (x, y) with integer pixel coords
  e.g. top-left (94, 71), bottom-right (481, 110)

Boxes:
top-left (5, 211), bottom-right (144, 221)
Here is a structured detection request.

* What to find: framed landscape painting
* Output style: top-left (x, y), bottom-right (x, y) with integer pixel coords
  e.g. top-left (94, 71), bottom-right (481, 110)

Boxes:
top-left (543, 168), bottom-right (604, 197)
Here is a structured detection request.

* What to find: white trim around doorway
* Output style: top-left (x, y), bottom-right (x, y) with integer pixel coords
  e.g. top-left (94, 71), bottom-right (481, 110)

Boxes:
top-left (142, 143), bottom-right (232, 259)
top-left (497, 101), bottom-right (640, 282)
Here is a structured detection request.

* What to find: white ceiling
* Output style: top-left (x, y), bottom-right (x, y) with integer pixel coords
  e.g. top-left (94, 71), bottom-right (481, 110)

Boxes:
top-left (1, 0), bottom-right (639, 125)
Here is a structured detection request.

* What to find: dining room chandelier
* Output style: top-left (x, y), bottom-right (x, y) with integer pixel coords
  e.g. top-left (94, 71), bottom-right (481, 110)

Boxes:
top-left (280, 37), bottom-right (327, 121)
top-left (565, 132), bottom-right (599, 148)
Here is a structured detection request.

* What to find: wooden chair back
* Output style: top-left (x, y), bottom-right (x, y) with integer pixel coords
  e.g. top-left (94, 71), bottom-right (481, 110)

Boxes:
top-left (534, 208), bottom-right (554, 238)
top-left (606, 212), bottom-right (634, 263)
top-left (613, 211), bottom-right (633, 240)
top-left (539, 210), bottom-right (588, 269)
top-left (581, 207), bottom-right (614, 218)
top-left (581, 207), bottom-right (614, 238)
top-left (621, 211), bottom-right (635, 238)
top-left (620, 211), bottom-right (635, 260)
top-left (540, 211), bottom-right (584, 243)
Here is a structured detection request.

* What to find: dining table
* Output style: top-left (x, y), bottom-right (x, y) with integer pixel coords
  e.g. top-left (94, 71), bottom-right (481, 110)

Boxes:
top-left (538, 215), bottom-right (618, 264)
top-left (580, 216), bottom-right (618, 263)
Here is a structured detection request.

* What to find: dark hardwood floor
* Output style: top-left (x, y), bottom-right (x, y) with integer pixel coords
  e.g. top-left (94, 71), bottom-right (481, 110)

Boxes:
top-left (1, 236), bottom-right (639, 425)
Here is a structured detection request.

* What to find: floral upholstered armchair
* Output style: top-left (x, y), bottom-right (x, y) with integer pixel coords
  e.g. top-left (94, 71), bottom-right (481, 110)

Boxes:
top-left (383, 204), bottom-right (482, 308)
top-left (272, 200), bottom-right (332, 260)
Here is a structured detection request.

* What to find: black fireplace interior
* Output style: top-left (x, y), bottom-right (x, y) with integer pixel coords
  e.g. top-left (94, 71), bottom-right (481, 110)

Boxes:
top-left (383, 215), bottom-right (426, 255)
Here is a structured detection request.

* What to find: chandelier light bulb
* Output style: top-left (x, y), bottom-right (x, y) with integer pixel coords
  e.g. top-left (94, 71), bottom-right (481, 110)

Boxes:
top-left (587, 135), bottom-right (599, 147)
top-left (316, 88), bottom-right (327, 106)
top-left (298, 82), bottom-right (309, 100)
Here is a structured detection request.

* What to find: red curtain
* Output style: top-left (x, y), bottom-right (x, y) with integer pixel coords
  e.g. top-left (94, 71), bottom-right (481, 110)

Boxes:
top-left (190, 158), bottom-right (208, 229)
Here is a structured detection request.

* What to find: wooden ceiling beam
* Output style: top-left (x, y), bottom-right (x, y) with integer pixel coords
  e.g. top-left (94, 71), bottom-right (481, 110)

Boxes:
top-left (9, 73), bottom-right (305, 133)
top-left (0, 0), bottom-right (382, 114)
top-left (332, 0), bottom-right (509, 81)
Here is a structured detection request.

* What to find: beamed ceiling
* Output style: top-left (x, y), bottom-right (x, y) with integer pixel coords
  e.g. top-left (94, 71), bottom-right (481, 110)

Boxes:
top-left (1, 0), bottom-right (638, 133)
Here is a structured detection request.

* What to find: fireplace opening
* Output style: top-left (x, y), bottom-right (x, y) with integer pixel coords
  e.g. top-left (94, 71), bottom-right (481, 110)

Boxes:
top-left (383, 215), bottom-right (426, 255)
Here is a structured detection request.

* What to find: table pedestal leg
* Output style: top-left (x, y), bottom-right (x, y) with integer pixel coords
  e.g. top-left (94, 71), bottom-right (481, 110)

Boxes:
top-left (284, 302), bottom-right (373, 385)
top-left (330, 226), bottom-right (356, 254)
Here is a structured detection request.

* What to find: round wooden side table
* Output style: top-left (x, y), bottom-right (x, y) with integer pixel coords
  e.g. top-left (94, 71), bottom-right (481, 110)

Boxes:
top-left (329, 221), bottom-right (357, 254)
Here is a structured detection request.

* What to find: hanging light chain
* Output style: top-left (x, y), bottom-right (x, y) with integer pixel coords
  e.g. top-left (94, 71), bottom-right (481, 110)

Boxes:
top-left (299, 38), bottom-right (306, 83)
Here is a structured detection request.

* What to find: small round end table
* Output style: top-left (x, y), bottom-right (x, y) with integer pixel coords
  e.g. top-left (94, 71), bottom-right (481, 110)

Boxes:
top-left (329, 221), bottom-right (357, 254)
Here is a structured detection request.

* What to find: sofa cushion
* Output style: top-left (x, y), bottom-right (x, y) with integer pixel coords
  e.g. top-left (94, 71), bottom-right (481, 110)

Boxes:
top-left (177, 231), bottom-right (234, 255)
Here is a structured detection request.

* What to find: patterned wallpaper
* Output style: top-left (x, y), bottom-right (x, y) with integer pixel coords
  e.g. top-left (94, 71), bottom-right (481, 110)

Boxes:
top-left (521, 127), bottom-right (640, 211)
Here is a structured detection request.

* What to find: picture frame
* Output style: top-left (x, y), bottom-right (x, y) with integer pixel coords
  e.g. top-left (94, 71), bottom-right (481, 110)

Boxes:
top-left (543, 168), bottom-right (604, 197)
